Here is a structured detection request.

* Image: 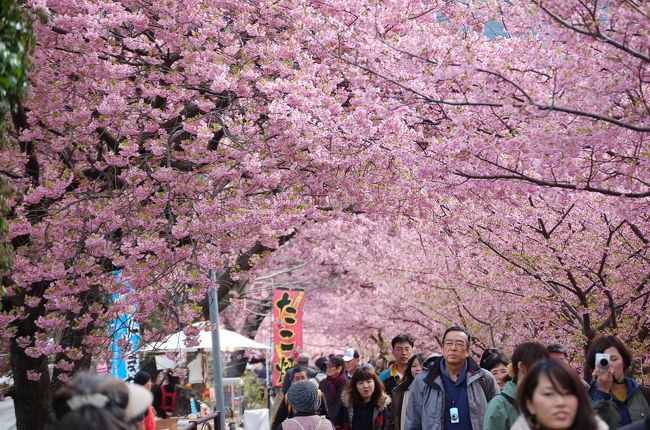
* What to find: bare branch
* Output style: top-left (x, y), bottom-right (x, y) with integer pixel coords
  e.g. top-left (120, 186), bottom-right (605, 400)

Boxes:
top-left (477, 68), bottom-right (650, 132)
top-left (532, 0), bottom-right (650, 63)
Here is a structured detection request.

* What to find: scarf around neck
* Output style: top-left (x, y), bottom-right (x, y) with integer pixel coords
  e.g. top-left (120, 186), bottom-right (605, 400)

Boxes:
top-left (326, 372), bottom-right (347, 403)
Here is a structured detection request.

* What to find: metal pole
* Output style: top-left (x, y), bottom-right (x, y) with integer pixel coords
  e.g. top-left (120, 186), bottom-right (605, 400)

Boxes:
top-left (209, 272), bottom-right (227, 430)
top-left (265, 293), bottom-right (273, 409)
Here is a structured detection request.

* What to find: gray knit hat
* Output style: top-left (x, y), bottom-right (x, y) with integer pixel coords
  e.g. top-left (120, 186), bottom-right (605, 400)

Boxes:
top-left (287, 380), bottom-right (320, 413)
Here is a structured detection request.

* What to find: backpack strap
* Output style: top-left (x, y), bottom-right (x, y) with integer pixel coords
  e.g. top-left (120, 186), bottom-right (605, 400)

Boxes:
top-left (283, 418), bottom-right (307, 430)
top-left (478, 374), bottom-right (489, 398)
top-left (477, 371), bottom-right (495, 401)
top-left (500, 392), bottom-right (519, 412)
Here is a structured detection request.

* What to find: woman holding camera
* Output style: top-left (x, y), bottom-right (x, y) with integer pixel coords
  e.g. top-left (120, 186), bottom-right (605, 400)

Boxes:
top-left (586, 335), bottom-right (650, 429)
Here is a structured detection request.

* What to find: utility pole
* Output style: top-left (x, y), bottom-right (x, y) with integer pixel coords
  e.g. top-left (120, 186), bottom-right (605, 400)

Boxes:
top-left (209, 271), bottom-right (227, 430)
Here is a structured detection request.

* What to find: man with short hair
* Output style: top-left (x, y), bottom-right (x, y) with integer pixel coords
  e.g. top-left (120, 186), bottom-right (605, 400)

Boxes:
top-left (547, 342), bottom-right (590, 389)
top-left (282, 352), bottom-right (316, 394)
top-left (343, 348), bottom-right (360, 378)
top-left (272, 367), bottom-right (329, 430)
top-left (319, 356), bottom-right (347, 427)
top-left (406, 326), bottom-right (499, 430)
top-left (546, 343), bottom-right (569, 363)
top-left (380, 333), bottom-right (415, 394)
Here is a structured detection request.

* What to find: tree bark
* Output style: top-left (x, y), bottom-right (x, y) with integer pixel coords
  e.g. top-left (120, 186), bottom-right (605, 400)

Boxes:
top-left (199, 231), bottom-right (295, 319)
top-left (9, 315), bottom-right (54, 429)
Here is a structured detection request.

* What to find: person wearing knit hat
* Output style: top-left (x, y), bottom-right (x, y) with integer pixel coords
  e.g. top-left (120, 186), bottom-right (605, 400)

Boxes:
top-left (280, 380), bottom-right (334, 430)
top-left (272, 368), bottom-right (330, 430)
top-left (288, 380), bottom-right (320, 414)
top-left (52, 372), bottom-right (153, 430)
top-left (282, 352), bottom-right (317, 394)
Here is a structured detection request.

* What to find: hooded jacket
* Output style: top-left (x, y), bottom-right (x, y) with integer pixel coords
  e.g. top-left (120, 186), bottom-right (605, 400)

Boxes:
top-left (340, 389), bottom-right (391, 430)
top-left (405, 356), bottom-right (499, 430)
top-left (483, 380), bottom-right (519, 430)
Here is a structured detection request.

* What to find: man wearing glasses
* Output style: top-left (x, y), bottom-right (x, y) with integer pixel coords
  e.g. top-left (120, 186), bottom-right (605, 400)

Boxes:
top-left (405, 326), bottom-right (499, 430)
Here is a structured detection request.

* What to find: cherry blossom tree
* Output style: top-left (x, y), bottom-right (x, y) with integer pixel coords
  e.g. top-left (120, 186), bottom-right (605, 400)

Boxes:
top-left (254, 202), bottom-right (647, 375)
top-left (1, 0), bottom-right (648, 428)
top-left (256, 0), bottom-right (649, 369)
top-left (0, 0), bottom-right (369, 426)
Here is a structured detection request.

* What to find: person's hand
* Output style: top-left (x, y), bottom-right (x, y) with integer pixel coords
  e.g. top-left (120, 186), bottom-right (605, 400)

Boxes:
top-left (592, 366), bottom-right (614, 393)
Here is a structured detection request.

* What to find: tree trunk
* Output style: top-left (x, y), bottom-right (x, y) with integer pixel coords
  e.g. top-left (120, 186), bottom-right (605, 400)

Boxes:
top-left (10, 320), bottom-right (54, 430)
top-left (242, 298), bottom-right (272, 339)
top-left (199, 231), bottom-right (295, 319)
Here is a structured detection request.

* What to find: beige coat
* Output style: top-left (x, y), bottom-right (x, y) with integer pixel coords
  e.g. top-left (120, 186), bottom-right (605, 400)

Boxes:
top-left (508, 414), bottom-right (609, 430)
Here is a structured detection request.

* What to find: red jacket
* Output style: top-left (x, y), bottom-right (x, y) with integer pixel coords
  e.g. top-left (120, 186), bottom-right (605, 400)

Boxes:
top-left (143, 405), bottom-right (155, 430)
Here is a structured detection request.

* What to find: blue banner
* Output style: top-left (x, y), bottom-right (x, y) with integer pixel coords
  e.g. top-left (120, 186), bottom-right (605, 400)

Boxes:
top-left (110, 271), bottom-right (140, 381)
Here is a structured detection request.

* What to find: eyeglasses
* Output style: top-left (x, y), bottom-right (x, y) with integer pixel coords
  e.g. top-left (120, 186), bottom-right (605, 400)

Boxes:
top-left (490, 368), bottom-right (509, 377)
top-left (443, 341), bottom-right (467, 349)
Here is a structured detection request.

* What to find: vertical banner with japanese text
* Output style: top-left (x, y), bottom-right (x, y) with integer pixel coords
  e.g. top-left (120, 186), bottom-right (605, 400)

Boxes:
top-left (110, 271), bottom-right (140, 381)
top-left (272, 288), bottom-right (305, 387)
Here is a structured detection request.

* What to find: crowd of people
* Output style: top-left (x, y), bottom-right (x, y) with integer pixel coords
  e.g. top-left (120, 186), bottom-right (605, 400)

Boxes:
top-left (44, 327), bottom-right (649, 430)
top-left (272, 328), bottom-right (650, 430)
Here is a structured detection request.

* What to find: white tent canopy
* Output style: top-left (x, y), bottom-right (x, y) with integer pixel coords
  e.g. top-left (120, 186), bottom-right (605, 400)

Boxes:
top-left (142, 327), bottom-right (270, 352)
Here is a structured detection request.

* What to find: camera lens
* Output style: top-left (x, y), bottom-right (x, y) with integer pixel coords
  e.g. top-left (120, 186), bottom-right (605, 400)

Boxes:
top-left (599, 358), bottom-right (608, 366)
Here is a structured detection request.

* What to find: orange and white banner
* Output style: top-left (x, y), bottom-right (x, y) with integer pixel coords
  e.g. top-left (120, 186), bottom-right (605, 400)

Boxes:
top-left (271, 289), bottom-right (305, 387)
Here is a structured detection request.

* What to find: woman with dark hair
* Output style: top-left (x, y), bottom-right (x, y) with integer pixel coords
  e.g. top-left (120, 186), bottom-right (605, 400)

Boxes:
top-left (52, 372), bottom-right (153, 430)
top-left (512, 359), bottom-right (606, 430)
top-left (586, 335), bottom-right (650, 429)
top-left (480, 348), bottom-right (500, 368)
top-left (483, 342), bottom-right (549, 430)
top-left (314, 357), bottom-right (329, 383)
top-left (387, 353), bottom-right (426, 430)
top-left (339, 365), bottom-right (390, 430)
top-left (480, 348), bottom-right (511, 390)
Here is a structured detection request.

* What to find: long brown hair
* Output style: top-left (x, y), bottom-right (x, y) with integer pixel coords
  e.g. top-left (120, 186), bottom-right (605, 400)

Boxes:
top-left (345, 365), bottom-right (385, 408)
top-left (518, 360), bottom-right (598, 430)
